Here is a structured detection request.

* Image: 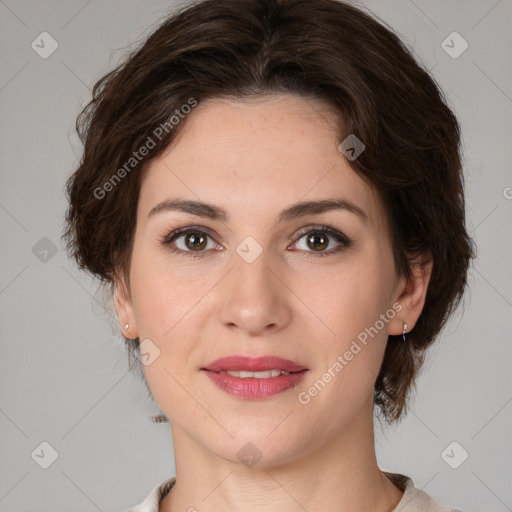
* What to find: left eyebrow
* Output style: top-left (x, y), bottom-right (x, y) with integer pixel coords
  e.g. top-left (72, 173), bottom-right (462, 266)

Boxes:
top-left (148, 197), bottom-right (369, 224)
top-left (278, 198), bottom-right (368, 224)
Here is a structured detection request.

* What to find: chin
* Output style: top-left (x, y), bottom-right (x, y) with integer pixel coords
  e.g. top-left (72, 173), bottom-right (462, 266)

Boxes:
top-left (204, 428), bottom-right (306, 470)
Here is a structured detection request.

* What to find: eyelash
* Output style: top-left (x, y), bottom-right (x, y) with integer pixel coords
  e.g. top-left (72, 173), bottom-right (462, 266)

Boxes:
top-left (160, 224), bottom-right (353, 259)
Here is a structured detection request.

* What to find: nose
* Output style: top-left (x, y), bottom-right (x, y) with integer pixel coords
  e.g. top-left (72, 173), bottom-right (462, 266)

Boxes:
top-left (216, 247), bottom-right (293, 337)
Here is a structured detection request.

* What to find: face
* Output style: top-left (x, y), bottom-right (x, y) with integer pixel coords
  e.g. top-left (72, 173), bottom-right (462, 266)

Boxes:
top-left (116, 94), bottom-right (414, 467)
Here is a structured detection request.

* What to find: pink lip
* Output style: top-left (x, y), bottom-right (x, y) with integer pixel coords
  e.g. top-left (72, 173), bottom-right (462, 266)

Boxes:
top-left (202, 355), bottom-right (307, 372)
top-left (201, 355), bottom-right (308, 399)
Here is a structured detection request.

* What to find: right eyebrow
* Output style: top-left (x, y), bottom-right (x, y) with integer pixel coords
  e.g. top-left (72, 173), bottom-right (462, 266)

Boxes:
top-left (148, 199), bottom-right (228, 221)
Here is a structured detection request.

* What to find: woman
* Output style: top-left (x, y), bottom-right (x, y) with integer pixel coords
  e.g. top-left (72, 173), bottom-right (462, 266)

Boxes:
top-left (63, 0), bottom-right (475, 510)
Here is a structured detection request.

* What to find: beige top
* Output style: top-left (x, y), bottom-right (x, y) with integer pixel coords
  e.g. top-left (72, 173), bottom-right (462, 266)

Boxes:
top-left (124, 472), bottom-right (462, 512)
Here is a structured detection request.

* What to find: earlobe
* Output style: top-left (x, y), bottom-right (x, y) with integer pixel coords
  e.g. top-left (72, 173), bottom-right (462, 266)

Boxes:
top-left (113, 276), bottom-right (139, 339)
top-left (388, 250), bottom-right (433, 336)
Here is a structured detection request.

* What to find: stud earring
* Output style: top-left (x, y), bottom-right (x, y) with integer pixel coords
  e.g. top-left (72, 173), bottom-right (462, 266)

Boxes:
top-left (124, 323), bottom-right (129, 330)
top-left (402, 323), bottom-right (408, 342)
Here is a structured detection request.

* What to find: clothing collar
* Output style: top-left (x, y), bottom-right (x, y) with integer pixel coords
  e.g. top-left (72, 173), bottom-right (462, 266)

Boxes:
top-left (127, 472), bottom-right (454, 512)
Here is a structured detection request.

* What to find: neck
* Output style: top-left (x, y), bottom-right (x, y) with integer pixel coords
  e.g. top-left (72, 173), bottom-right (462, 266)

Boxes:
top-left (160, 400), bottom-right (403, 512)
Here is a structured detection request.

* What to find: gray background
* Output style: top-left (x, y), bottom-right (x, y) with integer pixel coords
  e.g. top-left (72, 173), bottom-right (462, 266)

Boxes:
top-left (0, 0), bottom-right (511, 510)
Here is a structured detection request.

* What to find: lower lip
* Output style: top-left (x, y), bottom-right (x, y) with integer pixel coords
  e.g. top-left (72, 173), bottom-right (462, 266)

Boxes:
top-left (203, 370), bottom-right (308, 399)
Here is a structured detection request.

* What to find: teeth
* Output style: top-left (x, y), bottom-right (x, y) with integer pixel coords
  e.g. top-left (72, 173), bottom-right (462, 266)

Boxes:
top-left (220, 369), bottom-right (291, 378)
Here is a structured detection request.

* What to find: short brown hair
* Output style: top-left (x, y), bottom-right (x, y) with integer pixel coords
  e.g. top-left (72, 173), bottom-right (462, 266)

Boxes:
top-left (63, 0), bottom-right (476, 423)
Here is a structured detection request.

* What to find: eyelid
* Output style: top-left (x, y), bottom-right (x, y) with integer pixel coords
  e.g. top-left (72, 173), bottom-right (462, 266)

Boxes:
top-left (292, 224), bottom-right (352, 244)
top-left (161, 224), bottom-right (217, 242)
top-left (160, 225), bottom-right (221, 254)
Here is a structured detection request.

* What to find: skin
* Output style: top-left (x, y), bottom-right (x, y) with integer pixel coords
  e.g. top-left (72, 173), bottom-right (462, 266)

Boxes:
top-left (114, 94), bottom-right (433, 512)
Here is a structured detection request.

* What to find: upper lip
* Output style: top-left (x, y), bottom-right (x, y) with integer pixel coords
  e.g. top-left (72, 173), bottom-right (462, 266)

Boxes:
top-left (202, 355), bottom-right (308, 373)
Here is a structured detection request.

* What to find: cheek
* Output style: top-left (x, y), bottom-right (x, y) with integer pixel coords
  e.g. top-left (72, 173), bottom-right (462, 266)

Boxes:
top-left (128, 247), bottom-right (201, 391)
top-left (305, 250), bottom-right (395, 401)
top-left (300, 289), bottom-right (393, 433)
top-left (316, 251), bottom-right (395, 343)
top-left (129, 237), bottom-right (200, 338)
top-left (132, 266), bottom-right (203, 425)
top-left (131, 270), bottom-right (202, 374)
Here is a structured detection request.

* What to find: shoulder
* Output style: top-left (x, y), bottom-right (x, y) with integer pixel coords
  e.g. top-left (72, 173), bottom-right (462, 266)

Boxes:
top-left (384, 472), bottom-right (463, 512)
top-left (123, 476), bottom-right (176, 512)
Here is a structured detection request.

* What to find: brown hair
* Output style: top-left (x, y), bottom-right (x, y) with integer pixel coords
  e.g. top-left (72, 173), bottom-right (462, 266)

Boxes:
top-left (63, 0), bottom-right (475, 423)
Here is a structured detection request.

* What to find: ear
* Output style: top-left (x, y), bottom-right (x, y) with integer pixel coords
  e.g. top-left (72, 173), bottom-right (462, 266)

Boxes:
top-left (388, 250), bottom-right (433, 337)
top-left (113, 271), bottom-right (139, 340)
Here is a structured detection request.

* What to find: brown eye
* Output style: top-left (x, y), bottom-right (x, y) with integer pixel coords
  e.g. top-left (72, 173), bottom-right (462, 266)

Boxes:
top-left (161, 227), bottom-right (219, 258)
top-left (182, 231), bottom-right (208, 251)
top-left (291, 225), bottom-right (353, 257)
top-left (305, 232), bottom-right (329, 251)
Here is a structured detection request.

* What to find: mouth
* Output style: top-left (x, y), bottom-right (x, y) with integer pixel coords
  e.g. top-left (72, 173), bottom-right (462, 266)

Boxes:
top-left (214, 369), bottom-right (299, 378)
top-left (201, 355), bottom-right (308, 373)
top-left (201, 355), bottom-right (309, 399)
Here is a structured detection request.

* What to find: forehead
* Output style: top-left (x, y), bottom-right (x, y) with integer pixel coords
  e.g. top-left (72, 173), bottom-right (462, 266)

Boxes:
top-left (138, 94), bottom-right (385, 231)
